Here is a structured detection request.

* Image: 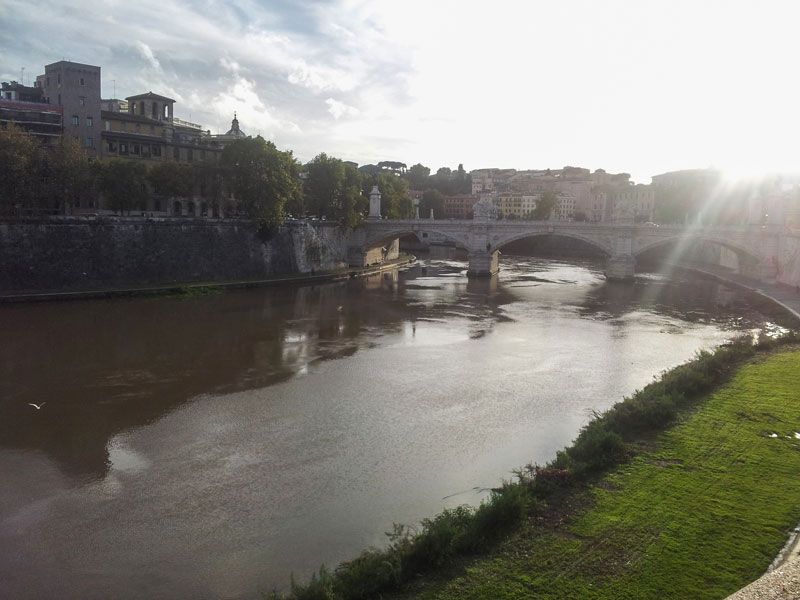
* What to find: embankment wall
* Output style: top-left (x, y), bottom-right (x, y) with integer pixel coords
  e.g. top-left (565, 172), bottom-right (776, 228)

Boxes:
top-left (0, 217), bottom-right (350, 293)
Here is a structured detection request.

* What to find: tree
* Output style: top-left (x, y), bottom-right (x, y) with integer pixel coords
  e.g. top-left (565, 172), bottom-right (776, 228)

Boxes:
top-left (419, 188), bottom-right (445, 219)
top-left (532, 191), bottom-right (558, 220)
top-left (358, 164), bottom-right (382, 177)
top-left (305, 153), bottom-right (345, 218)
top-left (96, 159), bottom-right (149, 214)
top-left (303, 153), bottom-right (366, 227)
top-left (0, 124), bottom-right (39, 214)
top-left (377, 160), bottom-right (407, 174)
top-left (193, 161), bottom-right (225, 216)
top-left (453, 163), bottom-right (471, 194)
top-left (405, 163), bottom-right (431, 190)
top-left (148, 162), bottom-right (193, 198)
top-left (221, 136), bottom-right (301, 232)
top-left (31, 136), bottom-right (95, 214)
top-left (340, 162), bottom-right (367, 228)
top-left (378, 173), bottom-right (413, 219)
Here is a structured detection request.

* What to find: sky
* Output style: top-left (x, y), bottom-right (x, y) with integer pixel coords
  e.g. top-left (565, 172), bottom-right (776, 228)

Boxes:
top-left (1, 0), bottom-right (799, 183)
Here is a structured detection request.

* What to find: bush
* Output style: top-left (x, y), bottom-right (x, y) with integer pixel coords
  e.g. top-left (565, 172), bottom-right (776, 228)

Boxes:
top-left (567, 423), bottom-right (627, 476)
top-left (461, 484), bottom-right (529, 551)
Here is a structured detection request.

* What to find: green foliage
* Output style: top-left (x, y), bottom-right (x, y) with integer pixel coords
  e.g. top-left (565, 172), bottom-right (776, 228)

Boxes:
top-left (221, 136), bottom-right (301, 231)
top-left (405, 163), bottom-right (431, 190)
top-left (419, 189), bottom-right (445, 219)
top-left (272, 485), bottom-right (531, 600)
top-left (43, 136), bottom-right (95, 212)
top-left (532, 190), bottom-right (557, 220)
top-left (0, 124), bottom-right (39, 213)
top-left (378, 173), bottom-right (413, 219)
top-left (564, 422), bottom-right (627, 476)
top-left (95, 159), bottom-right (149, 214)
top-left (0, 125), bottom-right (95, 214)
top-left (377, 160), bottom-right (407, 173)
top-left (148, 161), bottom-right (193, 198)
top-left (303, 153), bottom-right (366, 227)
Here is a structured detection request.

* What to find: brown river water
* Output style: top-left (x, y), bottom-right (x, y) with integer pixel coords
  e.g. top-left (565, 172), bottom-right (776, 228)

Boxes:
top-left (0, 257), bottom-right (782, 599)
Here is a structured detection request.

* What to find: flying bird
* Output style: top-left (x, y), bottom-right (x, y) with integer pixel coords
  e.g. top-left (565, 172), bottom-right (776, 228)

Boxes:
top-left (28, 402), bottom-right (46, 410)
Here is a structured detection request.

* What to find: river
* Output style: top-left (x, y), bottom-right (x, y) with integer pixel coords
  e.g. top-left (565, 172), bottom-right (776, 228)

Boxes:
top-left (0, 256), bottom-right (783, 599)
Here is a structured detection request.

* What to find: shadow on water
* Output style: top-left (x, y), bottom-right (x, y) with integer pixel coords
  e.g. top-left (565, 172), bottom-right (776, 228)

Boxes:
top-left (579, 270), bottom-right (784, 330)
top-left (0, 264), bottom-right (518, 480)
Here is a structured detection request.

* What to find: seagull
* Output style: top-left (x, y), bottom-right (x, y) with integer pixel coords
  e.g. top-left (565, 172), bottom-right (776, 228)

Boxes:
top-left (28, 402), bottom-right (46, 410)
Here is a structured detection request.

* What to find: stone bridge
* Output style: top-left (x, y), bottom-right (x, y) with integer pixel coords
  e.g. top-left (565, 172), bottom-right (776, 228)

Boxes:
top-left (348, 218), bottom-right (783, 280)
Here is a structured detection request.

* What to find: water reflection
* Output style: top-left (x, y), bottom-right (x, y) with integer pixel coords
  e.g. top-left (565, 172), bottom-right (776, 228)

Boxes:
top-left (0, 256), bottom-right (784, 599)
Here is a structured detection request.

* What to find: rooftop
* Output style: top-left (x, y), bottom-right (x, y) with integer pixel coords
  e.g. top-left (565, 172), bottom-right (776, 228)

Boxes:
top-left (126, 91), bottom-right (175, 103)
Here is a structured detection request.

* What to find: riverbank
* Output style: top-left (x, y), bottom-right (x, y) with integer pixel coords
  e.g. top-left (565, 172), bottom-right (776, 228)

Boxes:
top-left (0, 254), bottom-right (415, 304)
top-left (273, 336), bottom-right (800, 599)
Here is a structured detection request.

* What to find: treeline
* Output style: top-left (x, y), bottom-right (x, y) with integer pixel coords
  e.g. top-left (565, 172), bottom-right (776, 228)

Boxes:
top-left (1, 125), bottom-right (473, 228)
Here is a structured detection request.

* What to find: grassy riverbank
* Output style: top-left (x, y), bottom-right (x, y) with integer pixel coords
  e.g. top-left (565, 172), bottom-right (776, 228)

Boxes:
top-left (271, 336), bottom-right (800, 600)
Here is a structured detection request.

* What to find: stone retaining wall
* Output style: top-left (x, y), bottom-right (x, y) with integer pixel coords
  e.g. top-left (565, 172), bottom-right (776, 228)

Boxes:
top-left (0, 217), bottom-right (349, 293)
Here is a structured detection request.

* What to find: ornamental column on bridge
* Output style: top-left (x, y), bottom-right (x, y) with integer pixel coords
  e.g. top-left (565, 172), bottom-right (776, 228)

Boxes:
top-left (466, 196), bottom-right (501, 278)
top-left (368, 185), bottom-right (381, 220)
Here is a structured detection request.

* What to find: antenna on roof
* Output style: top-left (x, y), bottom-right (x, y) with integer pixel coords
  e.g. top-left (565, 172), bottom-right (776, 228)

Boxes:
top-left (20, 67), bottom-right (25, 86)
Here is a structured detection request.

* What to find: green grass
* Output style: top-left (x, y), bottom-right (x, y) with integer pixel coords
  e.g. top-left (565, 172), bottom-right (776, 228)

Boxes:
top-left (413, 350), bottom-right (800, 600)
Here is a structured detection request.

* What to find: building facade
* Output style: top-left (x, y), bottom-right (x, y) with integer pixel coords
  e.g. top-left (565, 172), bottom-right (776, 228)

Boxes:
top-left (0, 81), bottom-right (62, 144)
top-left (443, 194), bottom-right (478, 219)
top-left (37, 61), bottom-right (102, 156)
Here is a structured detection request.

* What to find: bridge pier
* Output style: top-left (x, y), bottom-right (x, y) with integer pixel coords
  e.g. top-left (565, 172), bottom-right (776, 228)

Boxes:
top-left (467, 250), bottom-right (500, 277)
top-left (606, 255), bottom-right (636, 280)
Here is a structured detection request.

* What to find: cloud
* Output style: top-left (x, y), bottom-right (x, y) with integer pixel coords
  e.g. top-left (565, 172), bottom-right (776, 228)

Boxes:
top-left (134, 41), bottom-right (161, 72)
top-left (325, 98), bottom-right (359, 120)
top-left (5, 1), bottom-right (798, 178)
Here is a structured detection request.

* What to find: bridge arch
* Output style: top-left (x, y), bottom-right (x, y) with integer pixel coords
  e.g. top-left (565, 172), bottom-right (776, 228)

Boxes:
top-left (491, 230), bottom-right (612, 257)
top-left (363, 227), bottom-right (468, 251)
top-left (633, 234), bottom-right (764, 264)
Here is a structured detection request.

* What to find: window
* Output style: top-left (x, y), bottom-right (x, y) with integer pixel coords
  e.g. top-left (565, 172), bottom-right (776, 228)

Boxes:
top-left (105, 121), bottom-right (110, 131)
top-left (80, 77), bottom-right (85, 86)
top-left (121, 122), bottom-right (127, 132)
top-left (46, 77), bottom-right (50, 86)
top-left (173, 147), bottom-right (180, 160)
top-left (187, 149), bottom-right (193, 162)
top-left (135, 124), bottom-right (140, 132)
top-left (154, 199), bottom-right (161, 212)
top-left (86, 117), bottom-right (93, 127)
top-left (57, 74), bottom-right (61, 85)
top-left (119, 143), bottom-right (128, 155)
top-left (85, 137), bottom-right (93, 148)
top-left (79, 97), bottom-right (85, 107)
top-left (57, 93), bottom-right (61, 105)
top-left (152, 144), bottom-right (161, 157)
top-left (132, 143), bottom-right (140, 155)
top-left (107, 141), bottom-right (117, 152)
top-left (72, 115), bottom-right (79, 126)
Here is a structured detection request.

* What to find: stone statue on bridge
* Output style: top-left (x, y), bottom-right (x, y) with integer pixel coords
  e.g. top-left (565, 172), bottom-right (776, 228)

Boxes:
top-left (472, 196), bottom-right (499, 222)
